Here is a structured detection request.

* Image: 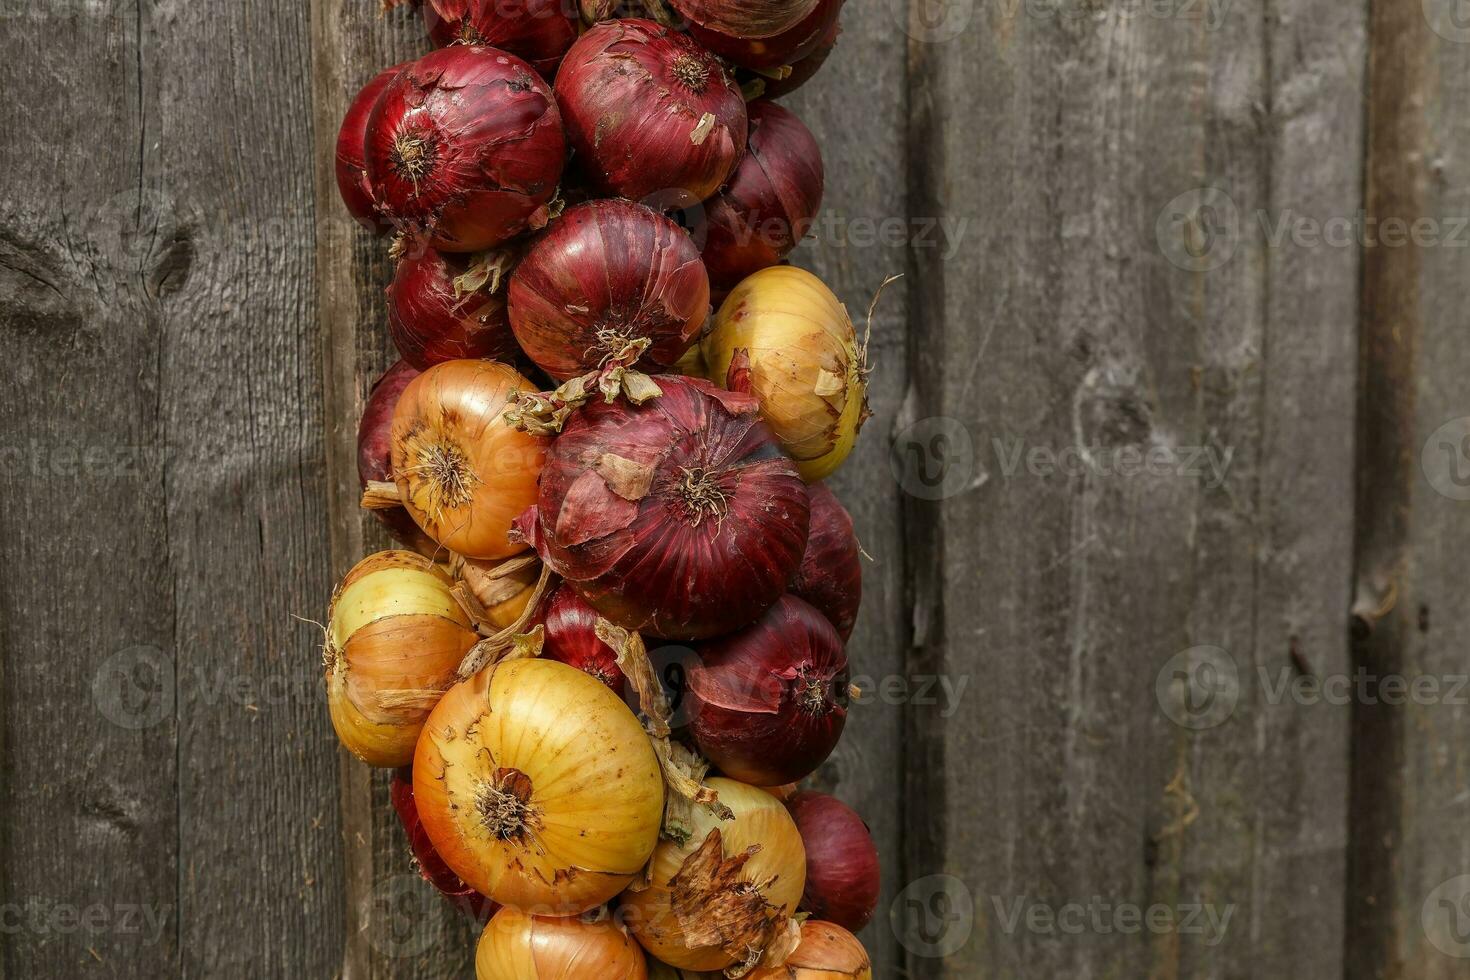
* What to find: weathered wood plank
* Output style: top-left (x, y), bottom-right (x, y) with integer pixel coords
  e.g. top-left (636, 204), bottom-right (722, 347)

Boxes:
top-left (899, 1), bottom-right (1362, 976)
top-left (1347, 3), bottom-right (1470, 977)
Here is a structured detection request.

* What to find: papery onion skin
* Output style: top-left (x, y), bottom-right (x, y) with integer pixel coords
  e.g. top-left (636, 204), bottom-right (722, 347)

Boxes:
top-left (789, 482), bottom-right (861, 641)
top-left (699, 101), bottom-right (823, 291)
top-left (555, 20), bottom-right (747, 204)
top-left (424, 0), bottom-right (579, 78)
top-left (325, 551), bottom-right (480, 767)
top-left (527, 375), bottom-right (810, 640)
top-left (667, 0), bottom-right (819, 40)
top-left (414, 658), bottom-right (664, 914)
top-left (388, 246), bottom-right (522, 370)
top-left (785, 792), bottom-right (879, 932)
top-left (391, 768), bottom-right (500, 922)
top-left (337, 64), bottom-right (406, 233)
top-left (541, 585), bottom-right (627, 695)
top-left (508, 200), bottom-right (710, 381)
top-left (702, 266), bottom-right (868, 483)
top-left (687, 595), bottom-right (849, 786)
top-left (391, 360), bottom-right (549, 560)
top-left (751, 17), bottom-right (840, 100)
top-left (746, 921), bottom-right (871, 980)
top-left (366, 46), bottom-right (566, 252)
top-left (358, 360), bottom-right (438, 556)
top-left (687, 0), bottom-right (841, 70)
top-left (476, 906), bottom-right (647, 979)
top-left (621, 779), bottom-right (806, 972)
top-left (456, 554), bottom-right (541, 629)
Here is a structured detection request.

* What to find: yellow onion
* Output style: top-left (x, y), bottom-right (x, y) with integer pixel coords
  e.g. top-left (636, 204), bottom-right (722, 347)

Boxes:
top-left (622, 778), bottom-right (806, 973)
top-left (702, 267), bottom-right (868, 482)
top-left (391, 359), bottom-right (549, 559)
top-left (456, 554), bottom-right (542, 630)
top-left (414, 658), bottom-right (664, 915)
top-left (649, 966), bottom-right (718, 979)
top-left (324, 550), bottom-right (479, 767)
top-left (747, 921), bottom-right (871, 979)
top-left (476, 907), bottom-right (647, 979)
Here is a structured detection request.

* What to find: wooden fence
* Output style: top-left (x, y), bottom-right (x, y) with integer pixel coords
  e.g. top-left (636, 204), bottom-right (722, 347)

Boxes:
top-left (2, 0), bottom-right (1468, 976)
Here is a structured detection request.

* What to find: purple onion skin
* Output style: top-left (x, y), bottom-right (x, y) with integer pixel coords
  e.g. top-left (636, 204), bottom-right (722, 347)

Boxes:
top-left (555, 19), bottom-right (747, 204)
top-left (687, 0), bottom-right (842, 71)
top-left (687, 595), bottom-right (849, 785)
top-left (787, 790), bottom-right (880, 932)
top-left (541, 585), bottom-right (628, 696)
top-left (699, 100), bottom-right (824, 290)
top-left (508, 199), bottom-right (710, 381)
top-left (751, 16), bottom-right (840, 100)
top-left (790, 482), bottom-right (861, 641)
top-left (422, 0), bottom-right (578, 78)
top-left (387, 246), bottom-right (521, 370)
top-left (366, 46), bottom-right (566, 252)
top-left (335, 64), bottom-right (407, 233)
top-left (530, 376), bottom-right (810, 641)
top-left (357, 361), bottom-right (437, 555)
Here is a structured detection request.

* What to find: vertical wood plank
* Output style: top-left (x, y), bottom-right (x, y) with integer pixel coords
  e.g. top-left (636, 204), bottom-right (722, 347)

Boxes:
top-left (898, 1), bottom-right (1363, 976)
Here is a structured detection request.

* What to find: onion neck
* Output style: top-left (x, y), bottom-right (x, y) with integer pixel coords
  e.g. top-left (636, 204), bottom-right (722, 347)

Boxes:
top-left (476, 767), bottom-right (538, 843)
top-left (671, 54), bottom-right (711, 93)
top-left (390, 133), bottom-right (439, 186)
top-left (676, 467), bottom-right (730, 527)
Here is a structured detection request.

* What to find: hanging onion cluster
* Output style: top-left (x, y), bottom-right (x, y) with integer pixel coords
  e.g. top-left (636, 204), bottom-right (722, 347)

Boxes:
top-left (325, 3), bottom-right (882, 976)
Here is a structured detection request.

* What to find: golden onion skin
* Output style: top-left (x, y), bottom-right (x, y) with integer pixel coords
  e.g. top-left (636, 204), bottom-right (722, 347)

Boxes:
top-left (476, 907), bottom-right (647, 979)
top-left (324, 550), bottom-right (479, 767)
top-left (414, 658), bottom-right (665, 915)
top-left (456, 554), bottom-right (541, 630)
top-left (746, 921), bottom-right (872, 979)
top-left (702, 267), bottom-right (868, 483)
top-left (622, 779), bottom-right (806, 972)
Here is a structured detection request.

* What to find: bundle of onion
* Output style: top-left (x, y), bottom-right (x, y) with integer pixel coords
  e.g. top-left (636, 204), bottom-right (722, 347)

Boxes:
top-left (454, 554), bottom-right (542, 630)
top-left (414, 658), bottom-right (664, 914)
top-left (524, 375), bottom-right (810, 640)
top-left (507, 200), bottom-right (710, 381)
top-left (387, 244), bottom-right (521, 370)
top-left (789, 483), bottom-right (861, 641)
top-left (702, 267), bottom-right (870, 482)
top-left (357, 360), bottom-right (437, 556)
top-left (366, 46), bottom-right (565, 252)
top-left (622, 779), bottom-right (806, 973)
top-left (476, 907), bottom-right (647, 980)
top-left (422, 0), bottom-right (578, 78)
top-left (324, 551), bottom-right (479, 767)
top-left (746, 921), bottom-right (871, 980)
top-left (390, 360), bottom-right (548, 560)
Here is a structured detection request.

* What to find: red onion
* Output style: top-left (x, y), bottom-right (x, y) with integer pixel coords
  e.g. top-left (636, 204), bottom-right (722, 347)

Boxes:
top-left (752, 17), bottom-right (840, 100)
top-left (390, 768), bottom-right (499, 921)
top-left (335, 63), bottom-right (407, 233)
top-left (786, 790), bottom-right (880, 933)
top-left (688, 0), bottom-right (841, 70)
top-left (522, 375), bottom-right (809, 640)
top-left (668, 0), bottom-right (819, 40)
top-left (698, 100), bottom-right (823, 290)
top-left (540, 584), bottom-right (628, 695)
top-left (387, 245), bottom-right (521, 370)
top-left (507, 199), bottom-right (709, 381)
top-left (555, 20), bottom-right (747, 205)
top-left (422, 0), bottom-right (578, 78)
top-left (687, 595), bottom-right (849, 784)
top-left (357, 360), bottom-right (437, 555)
top-left (366, 46), bottom-right (566, 252)
top-left (790, 482), bottom-right (861, 641)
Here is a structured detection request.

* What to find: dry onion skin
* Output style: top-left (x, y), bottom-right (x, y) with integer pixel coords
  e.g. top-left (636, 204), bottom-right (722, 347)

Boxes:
top-left (391, 359), bottom-right (549, 560)
top-left (746, 921), bottom-right (871, 980)
top-left (456, 554), bottom-right (542, 630)
top-left (324, 551), bottom-right (479, 767)
top-left (414, 658), bottom-right (665, 915)
top-left (476, 906), bottom-right (647, 979)
top-left (622, 778), bottom-right (806, 973)
top-left (702, 267), bottom-right (868, 483)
